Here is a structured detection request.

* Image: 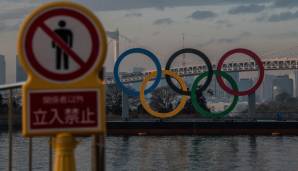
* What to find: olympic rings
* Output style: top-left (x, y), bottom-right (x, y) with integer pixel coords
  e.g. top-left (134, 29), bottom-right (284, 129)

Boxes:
top-left (140, 70), bottom-right (188, 118)
top-left (113, 47), bottom-right (264, 119)
top-left (216, 48), bottom-right (264, 96)
top-left (191, 70), bottom-right (239, 118)
top-left (113, 48), bottom-right (162, 97)
top-left (165, 48), bottom-right (213, 96)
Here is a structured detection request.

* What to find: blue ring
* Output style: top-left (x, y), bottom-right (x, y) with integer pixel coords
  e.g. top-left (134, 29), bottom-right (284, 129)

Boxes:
top-left (113, 48), bottom-right (162, 97)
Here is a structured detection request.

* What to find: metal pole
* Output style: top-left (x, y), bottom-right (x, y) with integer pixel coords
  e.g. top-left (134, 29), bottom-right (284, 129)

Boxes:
top-left (28, 138), bottom-right (32, 171)
top-left (121, 91), bottom-right (129, 121)
top-left (49, 137), bottom-right (52, 171)
top-left (99, 135), bottom-right (105, 171)
top-left (93, 69), bottom-right (105, 171)
top-left (8, 89), bottom-right (13, 171)
top-left (92, 134), bottom-right (105, 171)
top-left (248, 93), bottom-right (256, 120)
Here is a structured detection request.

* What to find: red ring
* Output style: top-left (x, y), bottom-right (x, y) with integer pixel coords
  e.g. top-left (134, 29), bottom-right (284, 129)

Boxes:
top-left (216, 48), bottom-right (264, 96)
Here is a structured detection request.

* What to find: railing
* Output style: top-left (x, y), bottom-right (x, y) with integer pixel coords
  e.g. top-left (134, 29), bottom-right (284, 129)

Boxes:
top-left (0, 82), bottom-right (23, 171)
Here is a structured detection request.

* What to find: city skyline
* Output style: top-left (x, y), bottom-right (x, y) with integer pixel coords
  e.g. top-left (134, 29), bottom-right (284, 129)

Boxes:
top-left (1, 0), bottom-right (298, 83)
top-left (2, 2), bottom-right (298, 171)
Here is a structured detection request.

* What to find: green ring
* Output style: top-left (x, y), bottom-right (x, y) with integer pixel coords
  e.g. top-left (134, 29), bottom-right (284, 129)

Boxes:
top-left (191, 70), bottom-right (239, 118)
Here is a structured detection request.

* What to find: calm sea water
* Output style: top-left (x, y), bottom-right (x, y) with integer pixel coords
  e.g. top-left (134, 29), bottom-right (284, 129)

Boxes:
top-left (1, 132), bottom-right (298, 171)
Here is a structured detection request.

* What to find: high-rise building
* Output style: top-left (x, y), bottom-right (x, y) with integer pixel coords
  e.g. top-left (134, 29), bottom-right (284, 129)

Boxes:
top-left (16, 56), bottom-right (27, 82)
top-left (206, 71), bottom-right (239, 101)
top-left (223, 72), bottom-right (239, 99)
top-left (0, 55), bottom-right (5, 84)
top-left (261, 74), bottom-right (276, 101)
top-left (239, 78), bottom-right (253, 101)
top-left (272, 75), bottom-right (293, 100)
top-left (294, 71), bottom-right (298, 98)
top-left (228, 72), bottom-right (239, 85)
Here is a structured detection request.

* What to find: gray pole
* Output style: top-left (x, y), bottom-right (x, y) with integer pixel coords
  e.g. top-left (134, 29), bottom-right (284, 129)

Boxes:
top-left (248, 93), bottom-right (256, 120)
top-left (8, 89), bottom-right (13, 171)
top-left (28, 138), bottom-right (32, 171)
top-left (92, 135), bottom-right (105, 171)
top-left (49, 137), bottom-right (52, 171)
top-left (121, 91), bottom-right (129, 121)
top-left (92, 69), bottom-right (105, 171)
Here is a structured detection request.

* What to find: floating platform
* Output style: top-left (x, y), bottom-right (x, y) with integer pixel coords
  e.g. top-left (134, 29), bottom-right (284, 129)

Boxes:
top-left (2, 120), bottom-right (298, 136)
top-left (107, 120), bottom-right (298, 136)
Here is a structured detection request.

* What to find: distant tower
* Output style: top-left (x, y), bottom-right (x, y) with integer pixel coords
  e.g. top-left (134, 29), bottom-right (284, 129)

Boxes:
top-left (114, 28), bottom-right (119, 63)
top-left (16, 56), bottom-right (27, 82)
top-left (0, 55), bottom-right (5, 84)
top-left (182, 33), bottom-right (186, 67)
top-left (107, 29), bottom-right (119, 63)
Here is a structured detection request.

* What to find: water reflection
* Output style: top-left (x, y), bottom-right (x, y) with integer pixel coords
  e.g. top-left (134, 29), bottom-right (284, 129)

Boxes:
top-left (1, 132), bottom-right (298, 171)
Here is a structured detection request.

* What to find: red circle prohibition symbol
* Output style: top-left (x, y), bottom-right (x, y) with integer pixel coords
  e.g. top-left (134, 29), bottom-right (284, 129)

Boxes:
top-left (25, 8), bottom-right (100, 82)
top-left (216, 48), bottom-right (265, 96)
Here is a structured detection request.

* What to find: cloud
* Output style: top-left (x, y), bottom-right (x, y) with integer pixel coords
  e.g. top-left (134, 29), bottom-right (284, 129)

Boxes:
top-left (256, 15), bottom-right (267, 22)
top-left (215, 20), bottom-right (233, 28)
top-left (272, 0), bottom-right (298, 8)
top-left (0, 19), bottom-right (20, 32)
top-left (153, 18), bottom-right (174, 25)
top-left (265, 31), bottom-right (298, 39)
top-left (268, 11), bottom-right (298, 22)
top-left (0, 1), bottom-right (36, 31)
top-left (228, 4), bottom-right (265, 14)
top-left (218, 32), bottom-right (251, 43)
top-left (78, 0), bottom-right (273, 11)
top-left (188, 10), bottom-right (217, 20)
top-left (125, 12), bottom-right (142, 17)
top-left (152, 31), bottom-right (160, 36)
top-left (198, 32), bottom-right (251, 47)
top-left (0, 2), bottom-right (34, 20)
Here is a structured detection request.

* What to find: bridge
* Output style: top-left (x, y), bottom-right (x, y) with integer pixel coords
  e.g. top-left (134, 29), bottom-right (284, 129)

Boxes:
top-left (104, 57), bottom-right (298, 84)
top-left (105, 30), bottom-right (298, 84)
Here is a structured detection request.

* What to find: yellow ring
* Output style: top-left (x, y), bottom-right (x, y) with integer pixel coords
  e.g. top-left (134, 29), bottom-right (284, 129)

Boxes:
top-left (140, 70), bottom-right (188, 118)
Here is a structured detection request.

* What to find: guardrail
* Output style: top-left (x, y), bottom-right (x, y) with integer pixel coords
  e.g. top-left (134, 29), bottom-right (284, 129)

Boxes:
top-left (0, 82), bottom-right (23, 171)
top-left (0, 82), bottom-right (104, 171)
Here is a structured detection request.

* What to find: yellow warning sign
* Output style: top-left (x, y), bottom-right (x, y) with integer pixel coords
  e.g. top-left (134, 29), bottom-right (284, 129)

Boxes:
top-left (17, 1), bottom-right (107, 136)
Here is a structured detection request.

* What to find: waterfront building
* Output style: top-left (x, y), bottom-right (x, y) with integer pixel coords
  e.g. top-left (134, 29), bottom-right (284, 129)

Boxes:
top-left (261, 74), bottom-right (276, 101)
top-left (16, 56), bottom-right (27, 82)
top-left (293, 71), bottom-right (298, 98)
top-left (239, 78), bottom-right (253, 101)
top-left (272, 75), bottom-right (293, 99)
top-left (0, 55), bottom-right (5, 84)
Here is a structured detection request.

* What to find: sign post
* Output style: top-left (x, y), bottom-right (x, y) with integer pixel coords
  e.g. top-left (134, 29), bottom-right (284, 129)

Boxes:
top-left (17, 2), bottom-right (107, 170)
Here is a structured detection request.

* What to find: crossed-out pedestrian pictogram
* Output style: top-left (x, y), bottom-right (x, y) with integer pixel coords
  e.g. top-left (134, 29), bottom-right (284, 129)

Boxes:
top-left (21, 8), bottom-right (104, 82)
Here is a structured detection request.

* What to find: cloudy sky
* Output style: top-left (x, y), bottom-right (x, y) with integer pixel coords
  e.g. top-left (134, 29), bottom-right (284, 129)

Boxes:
top-left (1, 0), bottom-right (298, 83)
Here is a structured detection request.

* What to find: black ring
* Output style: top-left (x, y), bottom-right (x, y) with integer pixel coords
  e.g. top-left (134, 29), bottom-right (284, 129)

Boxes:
top-left (165, 48), bottom-right (213, 96)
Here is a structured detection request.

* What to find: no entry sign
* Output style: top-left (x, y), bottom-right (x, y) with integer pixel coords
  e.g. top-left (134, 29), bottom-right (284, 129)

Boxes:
top-left (19, 2), bottom-right (106, 82)
top-left (28, 90), bottom-right (99, 132)
top-left (18, 2), bottom-right (107, 136)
